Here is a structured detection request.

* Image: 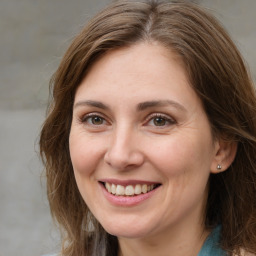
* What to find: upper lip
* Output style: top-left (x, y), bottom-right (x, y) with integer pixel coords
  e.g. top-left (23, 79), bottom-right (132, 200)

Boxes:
top-left (99, 178), bottom-right (161, 186)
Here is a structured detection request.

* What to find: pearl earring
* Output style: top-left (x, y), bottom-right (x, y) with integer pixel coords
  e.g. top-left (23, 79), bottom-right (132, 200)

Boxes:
top-left (217, 164), bottom-right (222, 170)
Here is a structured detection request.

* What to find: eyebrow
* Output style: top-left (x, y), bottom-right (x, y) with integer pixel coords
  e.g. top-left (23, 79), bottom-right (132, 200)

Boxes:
top-left (73, 99), bottom-right (187, 112)
top-left (137, 100), bottom-right (187, 112)
top-left (73, 100), bottom-right (110, 110)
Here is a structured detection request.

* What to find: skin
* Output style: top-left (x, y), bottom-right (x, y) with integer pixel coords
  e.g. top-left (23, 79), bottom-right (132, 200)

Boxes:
top-left (69, 42), bottom-right (235, 256)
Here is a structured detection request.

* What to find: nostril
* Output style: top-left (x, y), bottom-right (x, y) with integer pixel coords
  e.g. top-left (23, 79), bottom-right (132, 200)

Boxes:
top-left (104, 148), bottom-right (144, 170)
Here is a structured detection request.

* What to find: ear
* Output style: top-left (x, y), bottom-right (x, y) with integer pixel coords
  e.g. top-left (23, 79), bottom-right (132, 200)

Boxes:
top-left (210, 139), bottom-right (237, 174)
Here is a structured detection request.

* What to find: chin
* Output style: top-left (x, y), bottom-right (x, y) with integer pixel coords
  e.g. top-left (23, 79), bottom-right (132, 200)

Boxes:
top-left (100, 218), bottom-right (154, 239)
top-left (106, 228), bottom-right (149, 239)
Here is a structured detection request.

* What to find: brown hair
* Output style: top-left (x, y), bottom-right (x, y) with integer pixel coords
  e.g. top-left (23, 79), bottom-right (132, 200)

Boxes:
top-left (40, 1), bottom-right (256, 255)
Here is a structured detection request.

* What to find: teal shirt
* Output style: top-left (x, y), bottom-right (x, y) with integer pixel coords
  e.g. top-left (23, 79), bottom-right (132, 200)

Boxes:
top-left (198, 226), bottom-right (227, 256)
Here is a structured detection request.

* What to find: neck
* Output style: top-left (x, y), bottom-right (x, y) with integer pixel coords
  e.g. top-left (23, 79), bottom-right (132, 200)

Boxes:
top-left (118, 222), bottom-right (210, 256)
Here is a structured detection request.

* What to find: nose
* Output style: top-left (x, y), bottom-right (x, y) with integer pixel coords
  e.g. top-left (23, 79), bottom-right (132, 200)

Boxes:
top-left (104, 126), bottom-right (144, 171)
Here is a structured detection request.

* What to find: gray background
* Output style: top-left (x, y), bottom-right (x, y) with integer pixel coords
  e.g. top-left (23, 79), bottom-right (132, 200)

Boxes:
top-left (0, 0), bottom-right (255, 256)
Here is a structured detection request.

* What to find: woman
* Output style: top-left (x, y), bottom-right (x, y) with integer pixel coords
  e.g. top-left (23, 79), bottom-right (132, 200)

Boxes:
top-left (40, 1), bottom-right (256, 255)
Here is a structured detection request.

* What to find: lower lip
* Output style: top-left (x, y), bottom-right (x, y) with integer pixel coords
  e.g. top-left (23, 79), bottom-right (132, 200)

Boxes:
top-left (100, 183), bottom-right (160, 207)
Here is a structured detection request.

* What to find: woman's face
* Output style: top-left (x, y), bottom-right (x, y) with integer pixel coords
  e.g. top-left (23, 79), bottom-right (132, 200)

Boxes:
top-left (69, 43), bottom-right (220, 239)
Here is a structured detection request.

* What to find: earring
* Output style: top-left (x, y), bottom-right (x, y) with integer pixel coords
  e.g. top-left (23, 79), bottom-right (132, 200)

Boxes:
top-left (217, 164), bottom-right (222, 170)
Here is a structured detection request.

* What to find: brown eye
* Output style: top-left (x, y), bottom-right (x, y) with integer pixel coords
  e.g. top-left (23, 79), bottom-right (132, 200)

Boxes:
top-left (82, 115), bottom-right (106, 126)
top-left (88, 116), bottom-right (104, 125)
top-left (91, 116), bottom-right (104, 125)
top-left (153, 117), bottom-right (167, 126)
top-left (146, 113), bottom-right (176, 128)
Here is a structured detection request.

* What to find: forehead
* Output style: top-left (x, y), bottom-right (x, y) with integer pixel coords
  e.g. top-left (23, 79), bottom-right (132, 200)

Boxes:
top-left (76, 42), bottom-right (191, 97)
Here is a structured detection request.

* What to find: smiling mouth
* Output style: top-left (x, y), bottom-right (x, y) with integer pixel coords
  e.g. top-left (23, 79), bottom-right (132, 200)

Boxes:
top-left (102, 182), bottom-right (161, 196)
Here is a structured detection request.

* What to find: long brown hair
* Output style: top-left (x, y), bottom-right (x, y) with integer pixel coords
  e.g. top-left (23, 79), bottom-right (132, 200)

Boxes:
top-left (40, 1), bottom-right (256, 255)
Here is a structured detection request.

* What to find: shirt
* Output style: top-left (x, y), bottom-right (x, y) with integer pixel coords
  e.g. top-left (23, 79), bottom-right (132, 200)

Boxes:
top-left (198, 226), bottom-right (227, 256)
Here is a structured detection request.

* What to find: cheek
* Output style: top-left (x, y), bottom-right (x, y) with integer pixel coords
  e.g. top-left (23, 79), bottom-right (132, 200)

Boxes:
top-left (69, 131), bottom-right (104, 176)
top-left (69, 132), bottom-right (104, 204)
top-left (148, 138), bottom-right (193, 172)
top-left (148, 132), bottom-right (214, 179)
top-left (152, 135), bottom-right (213, 215)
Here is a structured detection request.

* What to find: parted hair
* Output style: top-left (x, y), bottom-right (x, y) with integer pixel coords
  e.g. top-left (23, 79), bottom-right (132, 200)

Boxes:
top-left (40, 1), bottom-right (256, 255)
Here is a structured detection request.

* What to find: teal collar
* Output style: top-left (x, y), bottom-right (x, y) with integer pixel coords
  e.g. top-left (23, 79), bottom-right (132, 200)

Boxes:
top-left (198, 226), bottom-right (227, 256)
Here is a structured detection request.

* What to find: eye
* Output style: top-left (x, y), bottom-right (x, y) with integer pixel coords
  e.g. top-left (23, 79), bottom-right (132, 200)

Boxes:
top-left (146, 113), bottom-right (176, 127)
top-left (89, 116), bottom-right (104, 125)
top-left (81, 113), bottom-right (108, 126)
top-left (152, 116), bottom-right (168, 126)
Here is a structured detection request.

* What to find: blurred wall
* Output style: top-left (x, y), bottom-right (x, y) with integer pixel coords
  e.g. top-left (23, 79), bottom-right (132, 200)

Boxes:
top-left (0, 1), bottom-right (255, 256)
top-left (0, 1), bottom-right (110, 256)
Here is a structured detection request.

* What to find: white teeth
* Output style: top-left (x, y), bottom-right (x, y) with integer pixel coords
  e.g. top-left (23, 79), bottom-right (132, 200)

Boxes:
top-left (104, 182), bottom-right (157, 196)
top-left (111, 184), bottom-right (116, 194)
top-left (125, 185), bottom-right (134, 196)
top-left (142, 184), bottom-right (147, 194)
top-left (116, 185), bottom-right (125, 196)
top-left (106, 182), bottom-right (111, 193)
top-left (134, 184), bottom-right (142, 195)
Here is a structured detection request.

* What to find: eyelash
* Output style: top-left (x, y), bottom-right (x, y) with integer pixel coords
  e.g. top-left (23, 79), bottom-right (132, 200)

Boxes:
top-left (80, 113), bottom-right (108, 126)
top-left (144, 113), bottom-right (176, 127)
top-left (79, 112), bottom-right (176, 128)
